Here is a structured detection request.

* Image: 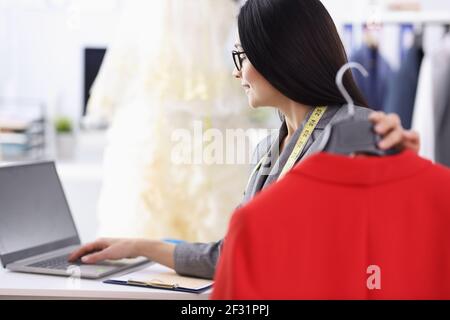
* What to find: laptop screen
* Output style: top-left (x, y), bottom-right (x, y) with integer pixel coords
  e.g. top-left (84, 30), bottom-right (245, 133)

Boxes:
top-left (0, 162), bottom-right (79, 265)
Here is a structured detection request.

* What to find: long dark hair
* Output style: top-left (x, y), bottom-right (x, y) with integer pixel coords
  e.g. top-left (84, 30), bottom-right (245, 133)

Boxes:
top-left (238, 0), bottom-right (369, 108)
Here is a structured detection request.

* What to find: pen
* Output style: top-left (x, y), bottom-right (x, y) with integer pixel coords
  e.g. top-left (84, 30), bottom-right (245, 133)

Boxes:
top-left (127, 279), bottom-right (179, 289)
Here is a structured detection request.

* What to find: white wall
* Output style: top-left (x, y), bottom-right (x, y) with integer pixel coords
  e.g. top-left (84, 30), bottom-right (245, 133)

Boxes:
top-left (0, 0), bottom-right (122, 123)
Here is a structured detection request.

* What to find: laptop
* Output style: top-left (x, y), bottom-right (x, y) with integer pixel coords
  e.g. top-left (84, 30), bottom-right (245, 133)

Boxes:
top-left (0, 161), bottom-right (149, 279)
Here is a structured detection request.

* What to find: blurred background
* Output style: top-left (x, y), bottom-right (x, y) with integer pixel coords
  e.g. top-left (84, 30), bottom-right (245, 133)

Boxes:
top-left (0, 0), bottom-right (449, 243)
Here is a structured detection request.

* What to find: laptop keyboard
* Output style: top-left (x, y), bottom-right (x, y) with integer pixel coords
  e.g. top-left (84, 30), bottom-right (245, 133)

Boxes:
top-left (28, 254), bottom-right (81, 270)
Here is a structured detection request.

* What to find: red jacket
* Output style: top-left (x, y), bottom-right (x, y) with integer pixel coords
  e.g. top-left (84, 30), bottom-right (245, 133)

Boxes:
top-left (212, 151), bottom-right (450, 299)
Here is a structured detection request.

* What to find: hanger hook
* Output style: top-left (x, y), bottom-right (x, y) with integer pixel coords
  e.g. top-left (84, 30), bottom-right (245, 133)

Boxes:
top-left (336, 62), bottom-right (368, 116)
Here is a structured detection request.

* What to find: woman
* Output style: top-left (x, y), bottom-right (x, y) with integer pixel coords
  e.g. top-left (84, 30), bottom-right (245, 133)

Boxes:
top-left (69, 0), bottom-right (420, 279)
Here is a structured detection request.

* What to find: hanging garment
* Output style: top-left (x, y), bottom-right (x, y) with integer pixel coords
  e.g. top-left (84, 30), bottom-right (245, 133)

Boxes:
top-left (412, 55), bottom-right (435, 162)
top-left (350, 45), bottom-right (393, 111)
top-left (432, 34), bottom-right (450, 167)
top-left (212, 151), bottom-right (450, 299)
top-left (87, 0), bottom-right (275, 241)
top-left (384, 43), bottom-right (424, 129)
top-left (174, 105), bottom-right (371, 280)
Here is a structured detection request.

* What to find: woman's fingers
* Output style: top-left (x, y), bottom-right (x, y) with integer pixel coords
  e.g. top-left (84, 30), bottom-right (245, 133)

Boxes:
top-left (369, 112), bottom-right (417, 151)
top-left (80, 240), bottom-right (139, 264)
top-left (377, 128), bottom-right (420, 152)
top-left (68, 239), bottom-right (110, 262)
top-left (378, 127), bottom-right (403, 150)
top-left (371, 112), bottom-right (401, 136)
top-left (81, 247), bottom-right (113, 264)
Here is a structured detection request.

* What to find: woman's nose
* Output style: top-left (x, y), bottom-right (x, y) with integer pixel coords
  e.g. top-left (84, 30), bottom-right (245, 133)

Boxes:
top-left (232, 67), bottom-right (241, 79)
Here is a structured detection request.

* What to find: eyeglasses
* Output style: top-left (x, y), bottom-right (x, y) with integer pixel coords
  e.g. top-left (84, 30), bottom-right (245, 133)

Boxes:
top-left (232, 50), bottom-right (246, 71)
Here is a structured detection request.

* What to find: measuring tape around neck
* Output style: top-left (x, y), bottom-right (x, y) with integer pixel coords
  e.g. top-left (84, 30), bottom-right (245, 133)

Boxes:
top-left (277, 106), bottom-right (327, 180)
top-left (244, 106), bottom-right (327, 193)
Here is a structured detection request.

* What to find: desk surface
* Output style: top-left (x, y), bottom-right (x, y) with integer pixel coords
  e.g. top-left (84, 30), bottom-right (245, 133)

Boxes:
top-left (0, 263), bottom-right (211, 300)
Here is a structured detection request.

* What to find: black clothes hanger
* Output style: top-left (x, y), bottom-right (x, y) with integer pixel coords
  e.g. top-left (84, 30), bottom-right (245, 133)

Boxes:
top-left (318, 62), bottom-right (398, 157)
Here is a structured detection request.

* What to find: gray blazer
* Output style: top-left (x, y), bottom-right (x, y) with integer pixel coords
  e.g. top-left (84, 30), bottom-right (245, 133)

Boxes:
top-left (174, 105), bottom-right (372, 279)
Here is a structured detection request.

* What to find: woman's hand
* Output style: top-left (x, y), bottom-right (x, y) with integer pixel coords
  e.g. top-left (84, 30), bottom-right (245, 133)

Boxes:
top-left (68, 238), bottom-right (176, 269)
top-left (369, 111), bottom-right (420, 153)
top-left (68, 238), bottom-right (140, 264)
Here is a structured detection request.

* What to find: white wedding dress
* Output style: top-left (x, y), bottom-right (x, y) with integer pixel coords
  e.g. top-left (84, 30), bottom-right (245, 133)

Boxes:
top-left (87, 0), bottom-right (277, 242)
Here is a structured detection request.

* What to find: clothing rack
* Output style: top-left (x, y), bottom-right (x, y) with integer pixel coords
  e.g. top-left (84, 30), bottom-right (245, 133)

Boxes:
top-left (341, 10), bottom-right (450, 168)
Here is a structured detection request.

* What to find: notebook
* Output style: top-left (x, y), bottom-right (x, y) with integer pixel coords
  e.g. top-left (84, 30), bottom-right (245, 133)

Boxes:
top-left (104, 264), bottom-right (213, 294)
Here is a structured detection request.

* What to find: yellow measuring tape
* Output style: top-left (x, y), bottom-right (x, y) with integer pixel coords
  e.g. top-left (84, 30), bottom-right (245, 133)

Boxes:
top-left (245, 106), bottom-right (327, 192)
top-left (277, 106), bottom-right (327, 180)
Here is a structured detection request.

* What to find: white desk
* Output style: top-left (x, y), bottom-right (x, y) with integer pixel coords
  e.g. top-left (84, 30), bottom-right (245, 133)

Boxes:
top-left (0, 263), bottom-right (211, 300)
